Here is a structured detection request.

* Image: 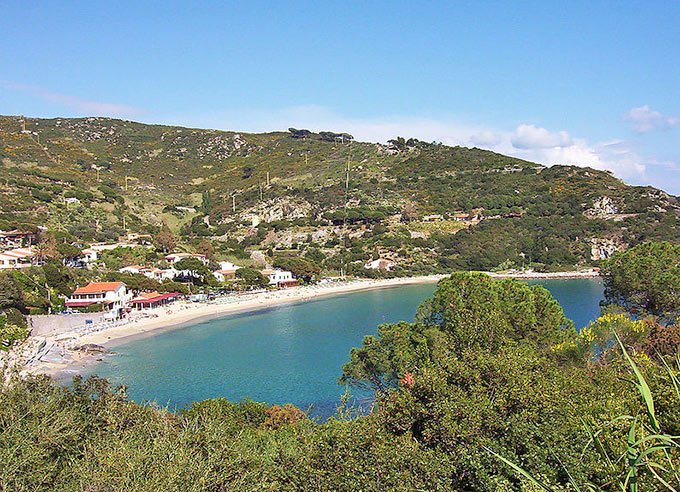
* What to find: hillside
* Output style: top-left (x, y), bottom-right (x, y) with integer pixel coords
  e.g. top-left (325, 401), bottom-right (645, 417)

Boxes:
top-left (1, 115), bottom-right (679, 274)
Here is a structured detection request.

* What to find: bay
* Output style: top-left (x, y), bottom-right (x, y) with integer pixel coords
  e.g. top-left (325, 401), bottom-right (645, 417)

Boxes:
top-left (85, 278), bottom-right (603, 418)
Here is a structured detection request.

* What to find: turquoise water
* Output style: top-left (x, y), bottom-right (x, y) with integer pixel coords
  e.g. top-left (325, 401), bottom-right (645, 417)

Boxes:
top-left (85, 278), bottom-right (603, 418)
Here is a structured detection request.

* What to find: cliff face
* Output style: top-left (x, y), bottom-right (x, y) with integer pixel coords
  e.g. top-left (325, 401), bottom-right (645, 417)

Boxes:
top-left (590, 237), bottom-right (627, 261)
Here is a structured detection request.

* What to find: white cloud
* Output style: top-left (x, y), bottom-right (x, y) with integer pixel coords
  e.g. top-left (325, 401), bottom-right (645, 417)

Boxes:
top-left (470, 130), bottom-right (502, 146)
top-left (625, 105), bottom-right (679, 133)
top-left (510, 124), bottom-right (572, 149)
top-left (0, 80), bottom-right (142, 118)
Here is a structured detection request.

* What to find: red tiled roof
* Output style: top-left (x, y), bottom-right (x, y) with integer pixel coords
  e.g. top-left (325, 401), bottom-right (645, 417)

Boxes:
top-left (73, 282), bottom-right (125, 295)
top-left (129, 292), bottom-right (180, 304)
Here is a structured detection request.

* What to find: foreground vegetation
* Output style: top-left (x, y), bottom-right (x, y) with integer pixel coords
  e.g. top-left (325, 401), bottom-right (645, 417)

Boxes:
top-left (1, 242), bottom-right (678, 490)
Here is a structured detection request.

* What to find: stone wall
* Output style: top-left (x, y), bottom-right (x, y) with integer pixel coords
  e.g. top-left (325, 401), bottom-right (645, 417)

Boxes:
top-left (28, 312), bottom-right (104, 337)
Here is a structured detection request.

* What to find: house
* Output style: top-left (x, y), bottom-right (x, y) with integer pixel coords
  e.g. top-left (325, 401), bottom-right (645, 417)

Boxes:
top-left (164, 253), bottom-right (208, 265)
top-left (213, 261), bottom-right (241, 282)
top-left (65, 281), bottom-right (131, 315)
top-left (81, 248), bottom-right (99, 264)
top-left (119, 265), bottom-right (146, 275)
top-left (213, 269), bottom-right (237, 282)
top-left (119, 265), bottom-right (177, 281)
top-left (0, 230), bottom-right (36, 250)
top-left (128, 291), bottom-right (181, 310)
top-left (0, 248), bottom-right (35, 270)
top-left (261, 268), bottom-right (298, 287)
top-left (64, 197), bottom-right (80, 206)
top-left (218, 261), bottom-right (240, 271)
top-left (144, 267), bottom-right (177, 282)
top-left (364, 258), bottom-right (395, 271)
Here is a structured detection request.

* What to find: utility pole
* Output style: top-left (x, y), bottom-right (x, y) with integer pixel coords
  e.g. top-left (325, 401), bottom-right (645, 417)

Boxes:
top-left (232, 195), bottom-right (236, 212)
top-left (266, 171), bottom-right (270, 187)
top-left (341, 145), bottom-right (352, 281)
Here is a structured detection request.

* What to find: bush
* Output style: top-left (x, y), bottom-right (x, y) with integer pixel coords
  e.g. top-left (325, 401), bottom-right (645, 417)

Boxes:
top-left (0, 315), bottom-right (28, 350)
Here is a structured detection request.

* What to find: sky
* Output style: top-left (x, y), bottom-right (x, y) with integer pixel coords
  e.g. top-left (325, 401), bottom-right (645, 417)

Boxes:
top-left (2, 1), bottom-right (680, 194)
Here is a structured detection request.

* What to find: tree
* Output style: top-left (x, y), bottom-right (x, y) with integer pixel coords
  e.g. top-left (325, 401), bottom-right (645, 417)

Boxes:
top-left (400, 202), bottom-right (419, 223)
top-left (0, 314), bottom-right (28, 351)
top-left (154, 223), bottom-right (177, 253)
top-left (42, 262), bottom-right (74, 297)
top-left (0, 273), bottom-right (25, 312)
top-left (34, 233), bottom-right (60, 263)
top-left (56, 243), bottom-right (83, 266)
top-left (601, 241), bottom-right (680, 317)
top-left (235, 267), bottom-right (269, 289)
top-left (201, 191), bottom-right (213, 213)
top-left (288, 128), bottom-right (312, 139)
top-left (174, 258), bottom-right (211, 285)
top-left (340, 273), bottom-right (640, 489)
top-left (197, 239), bottom-right (215, 261)
top-left (341, 273), bottom-right (575, 393)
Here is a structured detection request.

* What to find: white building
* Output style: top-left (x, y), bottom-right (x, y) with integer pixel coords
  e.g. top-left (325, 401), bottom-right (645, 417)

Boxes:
top-left (212, 261), bottom-right (241, 282)
top-left (65, 281), bottom-right (131, 315)
top-left (119, 265), bottom-right (177, 282)
top-left (262, 268), bottom-right (295, 286)
top-left (0, 248), bottom-right (35, 270)
top-left (119, 265), bottom-right (146, 275)
top-left (145, 267), bottom-right (177, 282)
top-left (218, 261), bottom-right (240, 271)
top-left (81, 248), bottom-right (99, 264)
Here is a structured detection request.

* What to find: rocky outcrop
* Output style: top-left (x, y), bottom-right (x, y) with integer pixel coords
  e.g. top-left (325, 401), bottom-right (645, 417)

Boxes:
top-left (239, 198), bottom-right (313, 224)
top-left (76, 344), bottom-right (109, 354)
top-left (590, 237), bottom-right (626, 260)
top-left (585, 196), bottom-right (619, 218)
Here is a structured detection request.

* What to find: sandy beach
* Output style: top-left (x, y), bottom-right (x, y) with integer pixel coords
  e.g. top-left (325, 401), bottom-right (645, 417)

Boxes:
top-left (16, 270), bottom-right (599, 379)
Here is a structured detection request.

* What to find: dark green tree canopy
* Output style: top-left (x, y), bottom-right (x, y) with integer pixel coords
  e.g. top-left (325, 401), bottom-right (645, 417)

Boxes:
top-left (601, 241), bottom-right (680, 317)
top-left (341, 273), bottom-right (576, 394)
top-left (235, 267), bottom-right (269, 288)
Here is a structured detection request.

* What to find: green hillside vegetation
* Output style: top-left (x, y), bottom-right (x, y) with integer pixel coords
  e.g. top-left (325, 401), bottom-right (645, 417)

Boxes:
top-left (1, 115), bottom-right (679, 275)
top-left (2, 250), bottom-right (678, 490)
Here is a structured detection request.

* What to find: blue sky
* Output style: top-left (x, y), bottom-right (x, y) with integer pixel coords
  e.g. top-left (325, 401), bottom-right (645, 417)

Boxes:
top-left (2, 1), bottom-right (679, 193)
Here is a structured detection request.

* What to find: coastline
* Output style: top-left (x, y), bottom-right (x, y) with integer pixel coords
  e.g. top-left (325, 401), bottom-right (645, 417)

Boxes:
top-left (23, 275), bottom-right (445, 379)
top-left (19, 270), bottom-right (599, 380)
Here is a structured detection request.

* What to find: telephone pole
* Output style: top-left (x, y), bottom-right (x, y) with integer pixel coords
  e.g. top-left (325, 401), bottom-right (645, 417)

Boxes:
top-left (341, 144), bottom-right (352, 280)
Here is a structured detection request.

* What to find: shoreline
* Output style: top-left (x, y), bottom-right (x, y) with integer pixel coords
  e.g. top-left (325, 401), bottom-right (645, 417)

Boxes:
top-left (23, 275), bottom-right (445, 379)
top-left (20, 270), bottom-right (599, 380)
